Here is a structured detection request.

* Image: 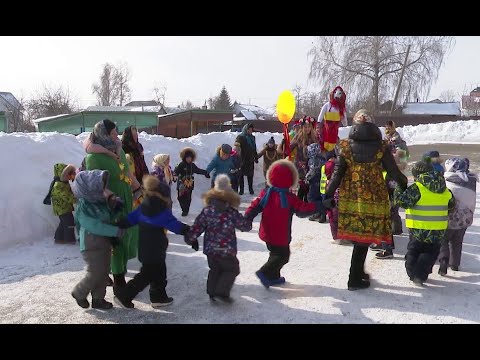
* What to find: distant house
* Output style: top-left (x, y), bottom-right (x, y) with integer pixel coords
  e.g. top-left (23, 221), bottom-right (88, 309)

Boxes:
top-left (85, 105), bottom-right (166, 114)
top-left (0, 92), bottom-right (24, 132)
top-left (34, 107), bottom-right (159, 135)
top-left (401, 102), bottom-right (460, 116)
top-left (461, 87), bottom-right (480, 116)
top-left (232, 102), bottom-right (274, 121)
top-left (378, 100), bottom-right (402, 115)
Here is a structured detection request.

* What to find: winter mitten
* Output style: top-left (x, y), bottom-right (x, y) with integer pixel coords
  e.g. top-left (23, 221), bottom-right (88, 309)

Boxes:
top-left (191, 240), bottom-right (199, 251)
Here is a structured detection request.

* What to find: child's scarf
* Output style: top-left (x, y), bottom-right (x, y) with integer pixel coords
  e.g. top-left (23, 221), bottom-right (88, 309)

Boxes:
top-left (259, 186), bottom-right (289, 208)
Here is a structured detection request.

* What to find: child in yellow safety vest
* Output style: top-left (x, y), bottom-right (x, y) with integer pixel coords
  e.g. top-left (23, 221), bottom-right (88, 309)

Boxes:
top-left (394, 157), bottom-right (455, 286)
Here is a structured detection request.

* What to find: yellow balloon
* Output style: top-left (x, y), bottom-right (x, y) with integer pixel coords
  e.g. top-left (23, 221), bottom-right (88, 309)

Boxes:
top-left (276, 90), bottom-right (296, 124)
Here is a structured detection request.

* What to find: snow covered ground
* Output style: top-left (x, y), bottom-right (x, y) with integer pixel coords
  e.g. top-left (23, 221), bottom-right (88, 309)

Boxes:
top-left (1, 120), bottom-right (480, 323)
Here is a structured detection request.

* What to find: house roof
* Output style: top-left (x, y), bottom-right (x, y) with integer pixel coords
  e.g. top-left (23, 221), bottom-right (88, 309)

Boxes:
top-left (239, 110), bottom-right (257, 121)
top-left (402, 102), bottom-right (460, 116)
top-left (164, 106), bottom-right (187, 114)
top-left (233, 103), bottom-right (273, 116)
top-left (471, 87), bottom-right (480, 93)
top-left (85, 105), bottom-right (167, 113)
top-left (0, 92), bottom-right (23, 111)
top-left (86, 106), bottom-right (137, 112)
top-left (124, 100), bottom-right (159, 107)
top-left (127, 105), bottom-right (165, 113)
top-left (32, 114), bottom-right (71, 123)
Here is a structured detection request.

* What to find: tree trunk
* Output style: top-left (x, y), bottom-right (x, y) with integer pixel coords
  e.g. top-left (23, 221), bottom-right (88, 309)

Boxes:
top-left (373, 75), bottom-right (380, 114)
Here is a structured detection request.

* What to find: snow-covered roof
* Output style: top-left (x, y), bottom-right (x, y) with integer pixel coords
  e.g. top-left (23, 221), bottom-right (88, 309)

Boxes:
top-left (234, 103), bottom-right (274, 116)
top-left (164, 106), bottom-right (186, 114)
top-left (86, 106), bottom-right (136, 112)
top-left (32, 114), bottom-right (70, 123)
top-left (0, 92), bottom-right (23, 111)
top-left (402, 102), bottom-right (460, 116)
top-left (124, 100), bottom-right (159, 107)
top-left (240, 110), bottom-right (257, 121)
top-left (126, 105), bottom-right (164, 113)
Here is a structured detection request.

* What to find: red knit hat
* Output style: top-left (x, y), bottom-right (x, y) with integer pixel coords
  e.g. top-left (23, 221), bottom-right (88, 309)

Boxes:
top-left (267, 159), bottom-right (298, 189)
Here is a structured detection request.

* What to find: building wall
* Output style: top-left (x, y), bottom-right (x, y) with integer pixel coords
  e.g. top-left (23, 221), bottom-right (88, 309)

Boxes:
top-left (157, 112), bottom-right (232, 138)
top-left (38, 113), bottom-right (84, 134)
top-left (0, 113), bottom-right (6, 132)
top-left (37, 112), bottom-right (158, 134)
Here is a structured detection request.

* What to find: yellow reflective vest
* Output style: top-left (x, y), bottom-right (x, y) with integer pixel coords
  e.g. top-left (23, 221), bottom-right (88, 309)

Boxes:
top-left (319, 165), bottom-right (327, 194)
top-left (405, 182), bottom-right (452, 230)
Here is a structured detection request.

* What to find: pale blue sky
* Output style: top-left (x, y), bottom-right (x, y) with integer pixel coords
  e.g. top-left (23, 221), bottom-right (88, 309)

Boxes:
top-left (1, 36), bottom-right (478, 110)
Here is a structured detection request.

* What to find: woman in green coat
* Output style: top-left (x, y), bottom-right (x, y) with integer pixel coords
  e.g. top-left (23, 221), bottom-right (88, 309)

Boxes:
top-left (85, 119), bottom-right (139, 289)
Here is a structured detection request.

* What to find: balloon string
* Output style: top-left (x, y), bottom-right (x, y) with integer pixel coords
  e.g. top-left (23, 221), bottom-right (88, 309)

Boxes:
top-left (283, 123), bottom-right (291, 159)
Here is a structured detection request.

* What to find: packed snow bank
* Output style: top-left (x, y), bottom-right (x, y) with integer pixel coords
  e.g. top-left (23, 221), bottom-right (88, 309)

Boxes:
top-left (337, 119), bottom-right (480, 145)
top-left (0, 119), bottom-right (479, 250)
top-left (0, 131), bottom-right (282, 250)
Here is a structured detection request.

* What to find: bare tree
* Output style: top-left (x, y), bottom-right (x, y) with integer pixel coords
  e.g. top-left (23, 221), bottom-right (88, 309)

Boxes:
top-left (207, 97), bottom-right (216, 110)
top-left (26, 85), bottom-right (78, 122)
top-left (92, 63), bottom-right (116, 106)
top-left (308, 36), bottom-right (455, 113)
top-left (300, 92), bottom-right (325, 118)
top-left (114, 62), bottom-right (131, 106)
top-left (292, 84), bottom-right (309, 118)
top-left (439, 89), bottom-right (457, 102)
top-left (92, 62), bottom-right (132, 106)
top-left (180, 100), bottom-right (194, 110)
top-left (152, 83), bottom-right (167, 106)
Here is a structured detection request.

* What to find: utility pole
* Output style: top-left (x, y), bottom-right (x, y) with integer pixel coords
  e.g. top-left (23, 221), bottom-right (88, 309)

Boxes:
top-left (391, 44), bottom-right (411, 115)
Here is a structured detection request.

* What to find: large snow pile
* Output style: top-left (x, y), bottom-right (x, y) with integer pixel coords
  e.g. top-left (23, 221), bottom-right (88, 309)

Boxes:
top-left (0, 130), bottom-right (282, 250)
top-left (338, 119), bottom-right (480, 145)
top-left (0, 119), bottom-right (479, 250)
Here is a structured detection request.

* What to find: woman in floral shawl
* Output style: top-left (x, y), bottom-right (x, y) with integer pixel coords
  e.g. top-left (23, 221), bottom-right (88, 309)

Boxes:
top-left (323, 110), bottom-right (407, 291)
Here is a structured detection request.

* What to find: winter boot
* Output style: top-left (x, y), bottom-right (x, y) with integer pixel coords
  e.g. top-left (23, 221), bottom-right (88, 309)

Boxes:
top-left (92, 299), bottom-right (113, 310)
top-left (114, 296), bottom-right (134, 309)
top-left (248, 176), bottom-right (254, 195)
top-left (113, 286), bottom-right (134, 309)
top-left (347, 279), bottom-right (371, 291)
top-left (438, 261), bottom-right (448, 276)
top-left (255, 270), bottom-right (272, 288)
top-left (71, 292), bottom-right (89, 309)
top-left (269, 277), bottom-right (286, 286)
top-left (412, 277), bottom-right (424, 287)
top-left (375, 250), bottom-right (394, 259)
top-left (151, 296), bottom-right (174, 308)
top-left (113, 273), bottom-right (127, 296)
top-left (369, 243), bottom-right (383, 251)
top-left (361, 272), bottom-right (370, 281)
